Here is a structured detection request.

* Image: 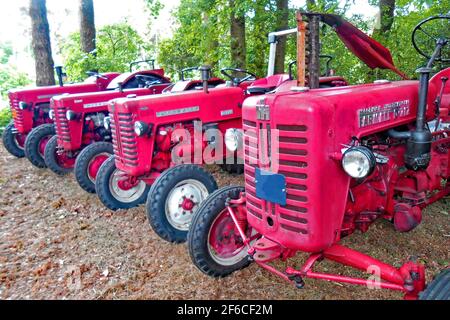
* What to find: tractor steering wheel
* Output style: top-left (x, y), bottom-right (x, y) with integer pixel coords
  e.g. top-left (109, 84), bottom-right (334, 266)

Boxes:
top-left (86, 71), bottom-right (108, 80)
top-left (220, 68), bottom-right (257, 85)
top-left (412, 15), bottom-right (449, 63)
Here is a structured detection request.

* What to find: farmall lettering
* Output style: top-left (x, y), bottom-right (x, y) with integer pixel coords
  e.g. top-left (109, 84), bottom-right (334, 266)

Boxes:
top-left (359, 100), bottom-right (410, 128)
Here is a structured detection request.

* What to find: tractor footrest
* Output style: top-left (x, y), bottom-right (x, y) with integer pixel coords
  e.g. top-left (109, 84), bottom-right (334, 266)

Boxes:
top-left (253, 238), bottom-right (283, 263)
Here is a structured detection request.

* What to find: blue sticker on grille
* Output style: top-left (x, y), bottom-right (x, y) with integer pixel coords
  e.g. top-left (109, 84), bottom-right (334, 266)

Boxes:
top-left (255, 168), bottom-right (287, 206)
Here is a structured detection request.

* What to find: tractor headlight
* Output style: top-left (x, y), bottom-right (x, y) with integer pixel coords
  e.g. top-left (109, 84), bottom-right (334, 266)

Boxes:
top-left (19, 101), bottom-right (29, 110)
top-left (49, 110), bottom-right (55, 120)
top-left (104, 116), bottom-right (111, 131)
top-left (66, 110), bottom-right (77, 121)
top-left (342, 146), bottom-right (376, 179)
top-left (134, 121), bottom-right (150, 137)
top-left (225, 128), bottom-right (243, 152)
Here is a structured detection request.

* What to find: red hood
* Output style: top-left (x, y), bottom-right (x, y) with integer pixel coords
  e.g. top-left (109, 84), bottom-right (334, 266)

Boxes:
top-left (310, 13), bottom-right (408, 80)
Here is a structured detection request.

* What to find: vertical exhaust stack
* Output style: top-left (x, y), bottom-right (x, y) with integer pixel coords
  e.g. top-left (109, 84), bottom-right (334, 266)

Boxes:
top-left (199, 65), bottom-right (212, 94)
top-left (405, 38), bottom-right (447, 171)
top-left (55, 66), bottom-right (64, 87)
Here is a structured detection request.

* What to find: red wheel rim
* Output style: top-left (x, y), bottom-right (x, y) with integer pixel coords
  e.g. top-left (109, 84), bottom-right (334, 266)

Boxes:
top-left (87, 153), bottom-right (110, 182)
top-left (208, 209), bottom-right (248, 265)
top-left (38, 136), bottom-right (51, 157)
top-left (15, 133), bottom-right (26, 149)
top-left (55, 151), bottom-right (76, 169)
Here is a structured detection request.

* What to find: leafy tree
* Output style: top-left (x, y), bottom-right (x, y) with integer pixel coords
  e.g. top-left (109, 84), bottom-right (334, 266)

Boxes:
top-left (60, 23), bottom-right (146, 81)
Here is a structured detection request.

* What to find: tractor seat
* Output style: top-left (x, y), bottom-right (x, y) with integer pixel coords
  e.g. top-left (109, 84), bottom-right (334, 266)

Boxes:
top-left (247, 74), bottom-right (290, 94)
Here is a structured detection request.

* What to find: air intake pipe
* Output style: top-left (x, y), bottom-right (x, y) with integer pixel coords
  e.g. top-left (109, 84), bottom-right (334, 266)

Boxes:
top-left (199, 65), bottom-right (211, 94)
top-left (388, 39), bottom-right (446, 170)
top-left (55, 66), bottom-right (64, 87)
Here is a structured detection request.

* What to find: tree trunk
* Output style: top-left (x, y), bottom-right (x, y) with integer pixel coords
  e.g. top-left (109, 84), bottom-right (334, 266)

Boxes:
top-left (274, 0), bottom-right (289, 74)
top-left (378, 0), bottom-right (395, 35)
top-left (29, 0), bottom-right (55, 86)
top-left (79, 0), bottom-right (96, 54)
top-left (229, 0), bottom-right (246, 70)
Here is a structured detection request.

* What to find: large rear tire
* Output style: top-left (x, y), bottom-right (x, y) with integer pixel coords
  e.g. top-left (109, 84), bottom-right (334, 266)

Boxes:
top-left (146, 165), bottom-right (218, 243)
top-left (188, 186), bottom-right (252, 278)
top-left (95, 156), bottom-right (150, 210)
top-left (44, 136), bottom-right (76, 176)
top-left (75, 142), bottom-right (113, 193)
top-left (2, 121), bottom-right (25, 158)
top-left (24, 124), bottom-right (55, 168)
top-left (420, 269), bottom-right (450, 300)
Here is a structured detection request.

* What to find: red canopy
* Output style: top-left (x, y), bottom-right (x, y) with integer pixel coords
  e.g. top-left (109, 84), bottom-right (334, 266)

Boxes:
top-left (312, 13), bottom-right (409, 80)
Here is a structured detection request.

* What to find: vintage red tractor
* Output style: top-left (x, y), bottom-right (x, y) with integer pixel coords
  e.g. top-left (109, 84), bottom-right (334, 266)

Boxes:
top-left (187, 14), bottom-right (450, 300)
top-left (43, 65), bottom-right (171, 194)
top-left (2, 68), bottom-right (120, 167)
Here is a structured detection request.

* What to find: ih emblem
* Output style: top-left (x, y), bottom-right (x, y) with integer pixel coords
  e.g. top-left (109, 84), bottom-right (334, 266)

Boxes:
top-left (256, 99), bottom-right (270, 121)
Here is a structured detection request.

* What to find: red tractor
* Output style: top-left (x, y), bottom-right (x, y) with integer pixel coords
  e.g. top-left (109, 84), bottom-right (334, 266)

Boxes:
top-left (43, 64), bottom-right (171, 195)
top-left (2, 68), bottom-right (120, 165)
top-left (187, 14), bottom-right (450, 300)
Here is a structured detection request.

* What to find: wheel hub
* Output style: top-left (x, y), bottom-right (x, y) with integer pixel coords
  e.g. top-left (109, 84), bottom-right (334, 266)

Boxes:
top-left (87, 153), bottom-right (110, 183)
top-left (109, 169), bottom-right (147, 203)
top-left (165, 180), bottom-right (209, 231)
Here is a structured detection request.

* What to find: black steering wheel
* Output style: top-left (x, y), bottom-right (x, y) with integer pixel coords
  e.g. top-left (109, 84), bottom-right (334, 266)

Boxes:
top-left (86, 71), bottom-right (108, 80)
top-left (220, 68), bottom-right (257, 85)
top-left (412, 15), bottom-right (449, 63)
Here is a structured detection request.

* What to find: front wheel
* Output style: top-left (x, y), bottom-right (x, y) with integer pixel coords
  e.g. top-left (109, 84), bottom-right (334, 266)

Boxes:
top-left (146, 165), bottom-right (218, 243)
top-left (24, 124), bottom-right (55, 168)
top-left (420, 269), bottom-right (450, 300)
top-left (44, 136), bottom-right (76, 175)
top-left (188, 186), bottom-right (253, 278)
top-left (2, 121), bottom-right (26, 158)
top-left (75, 142), bottom-right (113, 193)
top-left (95, 156), bottom-right (150, 210)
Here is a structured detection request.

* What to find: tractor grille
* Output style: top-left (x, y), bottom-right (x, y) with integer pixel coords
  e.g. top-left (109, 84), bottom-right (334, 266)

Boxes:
top-left (11, 98), bottom-right (24, 130)
top-left (110, 112), bottom-right (138, 167)
top-left (244, 118), bottom-right (310, 236)
top-left (54, 104), bottom-right (71, 142)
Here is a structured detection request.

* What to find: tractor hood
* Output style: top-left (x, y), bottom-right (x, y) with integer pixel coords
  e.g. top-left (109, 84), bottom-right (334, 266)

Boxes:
top-left (309, 13), bottom-right (408, 79)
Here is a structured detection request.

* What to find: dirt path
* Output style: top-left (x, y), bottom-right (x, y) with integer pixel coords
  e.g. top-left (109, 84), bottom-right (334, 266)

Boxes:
top-left (0, 144), bottom-right (448, 300)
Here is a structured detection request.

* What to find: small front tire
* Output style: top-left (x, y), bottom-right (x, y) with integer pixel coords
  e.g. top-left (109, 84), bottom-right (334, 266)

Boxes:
top-left (2, 121), bottom-right (25, 158)
top-left (24, 124), bottom-right (55, 168)
top-left (188, 186), bottom-right (252, 278)
top-left (75, 142), bottom-right (113, 193)
top-left (95, 156), bottom-right (150, 210)
top-left (44, 136), bottom-right (76, 175)
top-left (147, 165), bottom-right (218, 243)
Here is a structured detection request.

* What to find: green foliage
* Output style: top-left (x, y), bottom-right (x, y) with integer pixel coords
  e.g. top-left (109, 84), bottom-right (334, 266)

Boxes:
top-left (60, 23), bottom-right (146, 81)
top-left (157, 0), bottom-right (449, 83)
top-left (0, 107), bottom-right (12, 134)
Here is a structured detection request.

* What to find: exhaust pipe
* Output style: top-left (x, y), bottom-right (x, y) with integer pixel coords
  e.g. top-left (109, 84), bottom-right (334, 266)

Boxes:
top-left (199, 65), bottom-right (212, 94)
top-left (55, 66), bottom-right (64, 87)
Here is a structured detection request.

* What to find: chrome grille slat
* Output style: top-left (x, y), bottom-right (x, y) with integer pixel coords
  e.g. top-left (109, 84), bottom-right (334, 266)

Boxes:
top-left (111, 112), bottom-right (138, 167)
top-left (55, 104), bottom-right (71, 142)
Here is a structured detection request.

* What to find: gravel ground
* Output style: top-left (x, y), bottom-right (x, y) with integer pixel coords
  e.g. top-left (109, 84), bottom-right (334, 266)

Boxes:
top-left (0, 143), bottom-right (449, 300)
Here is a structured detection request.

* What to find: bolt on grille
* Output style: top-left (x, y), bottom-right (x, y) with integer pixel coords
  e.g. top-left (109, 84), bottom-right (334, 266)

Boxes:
top-left (55, 104), bottom-right (71, 142)
top-left (244, 119), bottom-right (310, 235)
top-left (11, 99), bottom-right (24, 129)
top-left (110, 112), bottom-right (138, 167)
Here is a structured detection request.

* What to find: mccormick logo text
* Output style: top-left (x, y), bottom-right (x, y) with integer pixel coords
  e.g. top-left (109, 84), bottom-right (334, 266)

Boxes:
top-left (358, 100), bottom-right (410, 128)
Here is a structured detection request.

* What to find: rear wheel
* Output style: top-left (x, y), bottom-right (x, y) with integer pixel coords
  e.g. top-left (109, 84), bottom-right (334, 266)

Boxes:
top-left (420, 269), bottom-right (450, 300)
top-left (75, 142), bottom-right (113, 193)
top-left (188, 186), bottom-right (253, 277)
top-left (147, 165), bottom-right (218, 243)
top-left (44, 136), bottom-right (77, 175)
top-left (2, 121), bottom-right (26, 158)
top-left (24, 124), bottom-right (55, 168)
top-left (95, 156), bottom-right (150, 210)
